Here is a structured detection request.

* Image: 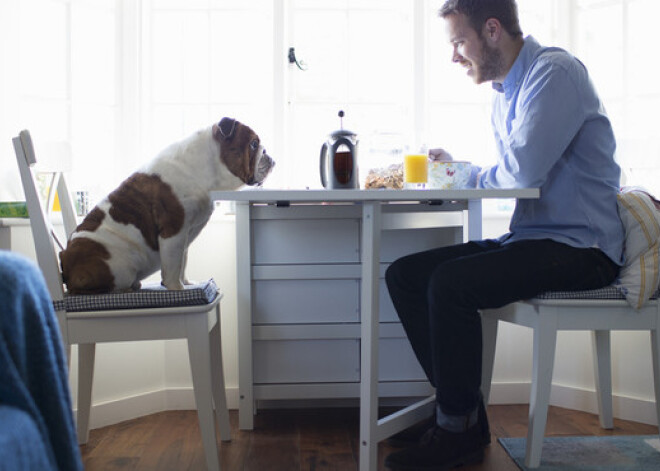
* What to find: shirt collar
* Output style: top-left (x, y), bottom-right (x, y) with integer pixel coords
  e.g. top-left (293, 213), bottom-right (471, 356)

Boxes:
top-left (492, 36), bottom-right (542, 98)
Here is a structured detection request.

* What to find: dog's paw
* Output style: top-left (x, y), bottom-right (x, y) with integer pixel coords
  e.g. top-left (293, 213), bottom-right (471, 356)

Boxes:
top-left (162, 280), bottom-right (185, 290)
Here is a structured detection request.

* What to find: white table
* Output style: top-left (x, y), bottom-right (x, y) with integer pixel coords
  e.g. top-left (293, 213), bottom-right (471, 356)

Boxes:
top-left (210, 188), bottom-right (539, 471)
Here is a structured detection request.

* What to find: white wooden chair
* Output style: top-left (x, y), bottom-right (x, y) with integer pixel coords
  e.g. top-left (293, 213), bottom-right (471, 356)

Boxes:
top-left (13, 130), bottom-right (231, 471)
top-left (481, 294), bottom-right (660, 468)
top-left (481, 188), bottom-right (660, 468)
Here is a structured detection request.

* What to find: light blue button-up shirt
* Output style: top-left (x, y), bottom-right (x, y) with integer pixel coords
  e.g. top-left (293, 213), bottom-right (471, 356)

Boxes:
top-left (474, 36), bottom-right (624, 264)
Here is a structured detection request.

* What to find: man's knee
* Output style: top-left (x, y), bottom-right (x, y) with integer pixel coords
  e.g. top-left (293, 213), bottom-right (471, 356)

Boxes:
top-left (385, 254), bottom-right (412, 290)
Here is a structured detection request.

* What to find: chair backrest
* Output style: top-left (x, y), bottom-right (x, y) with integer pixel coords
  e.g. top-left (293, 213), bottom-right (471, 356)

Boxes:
top-left (13, 130), bottom-right (77, 305)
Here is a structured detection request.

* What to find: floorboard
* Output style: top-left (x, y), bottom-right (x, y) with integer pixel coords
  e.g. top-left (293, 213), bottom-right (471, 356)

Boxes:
top-left (80, 404), bottom-right (659, 470)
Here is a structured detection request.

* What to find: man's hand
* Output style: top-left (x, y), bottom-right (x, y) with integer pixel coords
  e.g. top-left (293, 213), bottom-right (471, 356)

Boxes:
top-left (428, 148), bottom-right (454, 162)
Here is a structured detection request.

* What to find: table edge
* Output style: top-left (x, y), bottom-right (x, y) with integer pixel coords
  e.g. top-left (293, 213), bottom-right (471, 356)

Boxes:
top-left (210, 188), bottom-right (539, 203)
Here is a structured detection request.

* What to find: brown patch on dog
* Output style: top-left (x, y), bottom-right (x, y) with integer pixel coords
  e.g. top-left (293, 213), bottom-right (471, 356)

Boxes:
top-left (213, 118), bottom-right (260, 184)
top-left (107, 173), bottom-right (185, 251)
top-left (75, 207), bottom-right (105, 232)
top-left (60, 238), bottom-right (115, 294)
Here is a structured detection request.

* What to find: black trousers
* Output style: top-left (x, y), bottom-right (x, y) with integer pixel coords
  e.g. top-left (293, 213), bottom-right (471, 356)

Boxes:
top-left (385, 238), bottom-right (619, 417)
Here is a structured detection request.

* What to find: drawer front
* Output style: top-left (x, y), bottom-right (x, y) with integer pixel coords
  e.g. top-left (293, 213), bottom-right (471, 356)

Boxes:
top-left (253, 279), bottom-right (360, 324)
top-left (253, 219), bottom-right (359, 264)
top-left (252, 278), bottom-right (402, 324)
top-left (379, 338), bottom-right (427, 381)
top-left (253, 338), bottom-right (426, 384)
top-left (253, 339), bottom-right (360, 384)
top-left (380, 227), bottom-right (462, 263)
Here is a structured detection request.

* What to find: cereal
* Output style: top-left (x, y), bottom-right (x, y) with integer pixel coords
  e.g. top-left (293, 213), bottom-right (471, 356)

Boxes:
top-left (364, 164), bottom-right (404, 189)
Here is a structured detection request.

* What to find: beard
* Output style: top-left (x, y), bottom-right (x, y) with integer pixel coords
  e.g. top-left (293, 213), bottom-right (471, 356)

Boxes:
top-left (473, 39), bottom-right (504, 84)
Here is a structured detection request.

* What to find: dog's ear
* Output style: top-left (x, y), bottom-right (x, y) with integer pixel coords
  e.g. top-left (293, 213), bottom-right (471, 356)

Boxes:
top-left (213, 117), bottom-right (237, 142)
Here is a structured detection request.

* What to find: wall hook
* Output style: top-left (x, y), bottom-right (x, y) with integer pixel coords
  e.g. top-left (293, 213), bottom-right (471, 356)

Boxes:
top-left (288, 47), bottom-right (308, 71)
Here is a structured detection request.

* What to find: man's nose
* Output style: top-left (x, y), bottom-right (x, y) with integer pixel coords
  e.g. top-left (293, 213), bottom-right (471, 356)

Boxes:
top-left (451, 47), bottom-right (462, 63)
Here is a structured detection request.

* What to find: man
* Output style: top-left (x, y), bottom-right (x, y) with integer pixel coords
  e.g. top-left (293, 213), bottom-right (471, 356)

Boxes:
top-left (384, 1), bottom-right (624, 470)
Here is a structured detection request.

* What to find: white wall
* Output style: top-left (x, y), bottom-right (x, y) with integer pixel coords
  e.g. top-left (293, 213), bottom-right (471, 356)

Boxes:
top-left (4, 212), bottom-right (658, 429)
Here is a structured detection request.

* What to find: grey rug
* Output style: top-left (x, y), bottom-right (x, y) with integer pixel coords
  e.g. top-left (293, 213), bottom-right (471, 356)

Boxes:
top-left (499, 435), bottom-right (660, 471)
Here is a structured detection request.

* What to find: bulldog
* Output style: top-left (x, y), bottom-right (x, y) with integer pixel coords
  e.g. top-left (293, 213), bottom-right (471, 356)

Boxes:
top-left (59, 117), bottom-right (274, 294)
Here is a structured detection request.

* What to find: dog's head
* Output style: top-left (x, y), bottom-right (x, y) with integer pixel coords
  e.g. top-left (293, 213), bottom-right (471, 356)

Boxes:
top-left (212, 117), bottom-right (275, 186)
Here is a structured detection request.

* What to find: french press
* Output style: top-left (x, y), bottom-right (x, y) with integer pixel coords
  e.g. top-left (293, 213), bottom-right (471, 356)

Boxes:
top-left (319, 111), bottom-right (359, 189)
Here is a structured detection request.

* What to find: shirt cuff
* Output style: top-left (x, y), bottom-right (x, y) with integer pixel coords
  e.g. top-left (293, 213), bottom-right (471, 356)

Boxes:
top-left (467, 165), bottom-right (483, 188)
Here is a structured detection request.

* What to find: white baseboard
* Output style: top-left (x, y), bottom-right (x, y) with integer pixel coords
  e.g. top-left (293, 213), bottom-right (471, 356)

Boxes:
top-left (85, 386), bottom-right (241, 429)
top-left (489, 381), bottom-right (658, 427)
top-left (85, 382), bottom-right (658, 430)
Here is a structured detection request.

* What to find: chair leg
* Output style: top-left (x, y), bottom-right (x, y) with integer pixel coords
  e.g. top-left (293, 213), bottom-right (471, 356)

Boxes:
top-left (651, 329), bottom-right (660, 433)
top-left (591, 330), bottom-right (613, 429)
top-left (186, 314), bottom-right (221, 471)
top-left (525, 313), bottom-right (558, 469)
top-left (210, 305), bottom-right (231, 442)
top-left (77, 343), bottom-right (96, 445)
top-left (66, 344), bottom-right (72, 371)
top-left (481, 314), bottom-right (499, 405)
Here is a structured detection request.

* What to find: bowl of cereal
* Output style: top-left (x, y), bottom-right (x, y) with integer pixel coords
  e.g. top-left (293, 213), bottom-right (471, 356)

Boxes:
top-left (427, 161), bottom-right (473, 189)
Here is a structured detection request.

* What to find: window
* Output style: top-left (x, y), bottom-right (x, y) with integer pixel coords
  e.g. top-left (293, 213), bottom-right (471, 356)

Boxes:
top-left (143, 0), bottom-right (274, 162)
top-left (284, 0), bottom-right (416, 189)
top-left (6, 0), bottom-right (117, 201)
top-left (1, 0), bottom-right (658, 203)
top-left (573, 0), bottom-right (660, 194)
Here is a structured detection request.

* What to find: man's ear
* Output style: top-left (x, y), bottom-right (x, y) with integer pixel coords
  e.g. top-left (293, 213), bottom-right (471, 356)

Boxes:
top-left (483, 18), bottom-right (501, 43)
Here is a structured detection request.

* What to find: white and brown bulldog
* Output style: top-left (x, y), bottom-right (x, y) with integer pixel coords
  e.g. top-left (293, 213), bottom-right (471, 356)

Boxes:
top-left (60, 117), bottom-right (274, 294)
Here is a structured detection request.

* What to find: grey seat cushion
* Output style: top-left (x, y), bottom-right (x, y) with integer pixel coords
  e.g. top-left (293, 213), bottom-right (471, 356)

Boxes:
top-left (53, 279), bottom-right (219, 312)
top-left (536, 285), bottom-right (659, 301)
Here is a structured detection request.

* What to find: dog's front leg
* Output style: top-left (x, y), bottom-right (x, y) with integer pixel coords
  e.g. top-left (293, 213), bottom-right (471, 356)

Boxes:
top-left (182, 247), bottom-right (192, 285)
top-left (159, 234), bottom-right (187, 290)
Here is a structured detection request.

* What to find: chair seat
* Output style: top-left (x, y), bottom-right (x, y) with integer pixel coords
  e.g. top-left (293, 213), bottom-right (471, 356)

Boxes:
top-left (53, 279), bottom-right (219, 312)
top-left (536, 285), bottom-right (659, 301)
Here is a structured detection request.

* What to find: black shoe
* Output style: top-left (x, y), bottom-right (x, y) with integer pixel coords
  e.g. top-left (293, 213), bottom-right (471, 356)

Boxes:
top-left (387, 401), bottom-right (490, 448)
top-left (478, 400), bottom-right (491, 446)
top-left (384, 423), bottom-right (486, 471)
top-left (387, 415), bottom-right (437, 447)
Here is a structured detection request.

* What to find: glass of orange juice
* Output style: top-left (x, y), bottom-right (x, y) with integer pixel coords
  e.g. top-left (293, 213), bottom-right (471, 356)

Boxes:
top-left (403, 154), bottom-right (428, 189)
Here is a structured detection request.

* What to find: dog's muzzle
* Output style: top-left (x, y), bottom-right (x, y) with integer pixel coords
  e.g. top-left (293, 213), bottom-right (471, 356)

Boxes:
top-left (249, 151), bottom-right (275, 186)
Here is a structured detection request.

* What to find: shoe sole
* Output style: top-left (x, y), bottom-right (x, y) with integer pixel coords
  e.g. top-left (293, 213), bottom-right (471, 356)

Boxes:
top-left (385, 448), bottom-right (485, 471)
top-left (388, 434), bottom-right (491, 449)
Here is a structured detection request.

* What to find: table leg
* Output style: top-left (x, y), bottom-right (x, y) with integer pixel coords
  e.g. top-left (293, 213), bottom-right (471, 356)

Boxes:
top-left (359, 201), bottom-right (382, 471)
top-left (236, 202), bottom-right (255, 430)
top-left (467, 199), bottom-right (483, 241)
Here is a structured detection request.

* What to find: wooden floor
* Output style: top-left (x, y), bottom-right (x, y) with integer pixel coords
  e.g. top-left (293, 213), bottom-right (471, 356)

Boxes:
top-left (80, 404), bottom-right (659, 471)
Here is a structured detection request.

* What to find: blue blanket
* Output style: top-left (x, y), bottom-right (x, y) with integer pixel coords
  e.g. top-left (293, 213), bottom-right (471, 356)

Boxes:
top-left (0, 251), bottom-right (82, 471)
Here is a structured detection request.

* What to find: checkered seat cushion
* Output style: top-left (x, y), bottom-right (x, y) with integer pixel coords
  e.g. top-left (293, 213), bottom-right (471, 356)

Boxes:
top-left (53, 279), bottom-right (220, 312)
top-left (536, 285), bottom-right (659, 301)
top-left (535, 189), bottom-right (660, 306)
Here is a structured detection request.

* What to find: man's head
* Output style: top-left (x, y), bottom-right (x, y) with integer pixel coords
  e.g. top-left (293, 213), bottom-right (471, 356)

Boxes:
top-left (439, 0), bottom-right (523, 84)
top-left (439, 0), bottom-right (522, 39)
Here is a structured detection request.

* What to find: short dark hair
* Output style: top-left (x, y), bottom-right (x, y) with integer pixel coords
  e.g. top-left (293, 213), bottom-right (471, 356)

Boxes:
top-left (439, 0), bottom-right (523, 39)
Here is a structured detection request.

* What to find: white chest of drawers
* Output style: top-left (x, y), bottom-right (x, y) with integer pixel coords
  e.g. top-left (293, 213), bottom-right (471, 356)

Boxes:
top-left (247, 202), bottom-right (461, 394)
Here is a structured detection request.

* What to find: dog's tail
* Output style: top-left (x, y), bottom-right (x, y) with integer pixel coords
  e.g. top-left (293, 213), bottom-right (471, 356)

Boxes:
top-left (59, 239), bottom-right (115, 294)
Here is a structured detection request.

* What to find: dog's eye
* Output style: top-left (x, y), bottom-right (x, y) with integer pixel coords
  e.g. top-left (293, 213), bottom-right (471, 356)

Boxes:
top-left (250, 140), bottom-right (259, 151)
